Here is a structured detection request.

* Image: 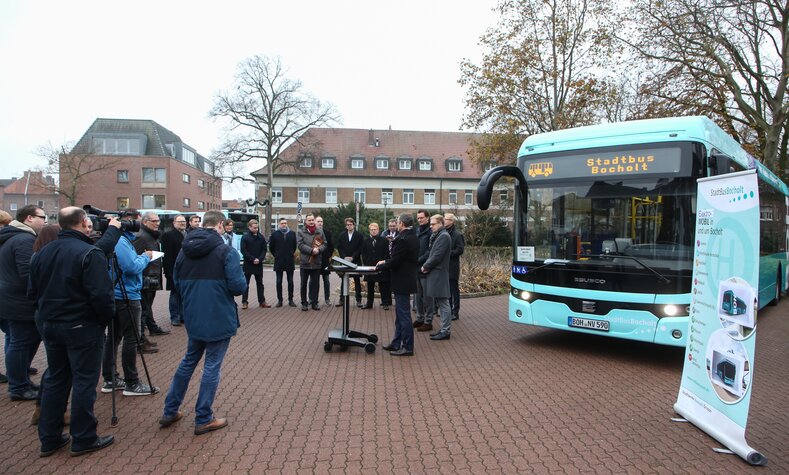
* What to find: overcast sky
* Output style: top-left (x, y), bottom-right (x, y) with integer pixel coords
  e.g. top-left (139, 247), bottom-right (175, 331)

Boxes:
top-left (0, 0), bottom-right (497, 200)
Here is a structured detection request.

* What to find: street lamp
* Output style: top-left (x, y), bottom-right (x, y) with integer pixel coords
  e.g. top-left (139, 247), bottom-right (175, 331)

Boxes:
top-left (382, 196), bottom-right (390, 224)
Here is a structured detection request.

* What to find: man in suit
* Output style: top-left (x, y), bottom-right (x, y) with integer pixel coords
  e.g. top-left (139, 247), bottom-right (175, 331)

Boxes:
top-left (315, 216), bottom-right (334, 306)
top-left (376, 214), bottom-right (419, 356)
top-left (268, 218), bottom-right (297, 307)
top-left (334, 217), bottom-right (364, 307)
top-left (444, 213), bottom-right (465, 321)
top-left (421, 215), bottom-right (452, 341)
top-left (160, 214), bottom-right (187, 326)
top-left (240, 219), bottom-right (270, 309)
top-left (360, 222), bottom-right (391, 309)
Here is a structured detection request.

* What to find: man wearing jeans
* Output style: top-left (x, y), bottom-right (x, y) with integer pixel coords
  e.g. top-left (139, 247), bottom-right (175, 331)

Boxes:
top-left (159, 210), bottom-right (246, 435)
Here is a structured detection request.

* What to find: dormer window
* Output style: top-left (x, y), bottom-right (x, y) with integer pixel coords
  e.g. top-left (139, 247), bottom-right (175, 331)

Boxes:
top-left (321, 157), bottom-right (336, 169)
top-left (417, 158), bottom-right (433, 171)
top-left (398, 158), bottom-right (412, 170)
top-left (350, 156), bottom-right (365, 169)
top-left (375, 157), bottom-right (389, 169)
top-left (447, 158), bottom-right (463, 172)
top-left (299, 156), bottom-right (313, 168)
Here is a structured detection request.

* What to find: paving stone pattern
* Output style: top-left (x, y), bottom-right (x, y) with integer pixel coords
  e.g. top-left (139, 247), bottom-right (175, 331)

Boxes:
top-left (1, 269), bottom-right (787, 473)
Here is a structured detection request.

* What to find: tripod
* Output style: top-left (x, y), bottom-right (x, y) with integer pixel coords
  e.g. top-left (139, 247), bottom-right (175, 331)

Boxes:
top-left (107, 251), bottom-right (157, 426)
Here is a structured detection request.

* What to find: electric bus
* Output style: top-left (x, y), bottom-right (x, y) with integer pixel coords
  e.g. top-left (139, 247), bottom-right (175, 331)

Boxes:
top-left (477, 116), bottom-right (789, 347)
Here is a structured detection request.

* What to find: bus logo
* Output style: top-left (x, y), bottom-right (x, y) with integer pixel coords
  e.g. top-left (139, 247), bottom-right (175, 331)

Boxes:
top-left (527, 162), bottom-right (554, 178)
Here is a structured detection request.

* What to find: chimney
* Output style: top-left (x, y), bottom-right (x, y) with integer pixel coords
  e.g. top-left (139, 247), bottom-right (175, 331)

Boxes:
top-left (368, 129), bottom-right (374, 146)
top-left (375, 138), bottom-right (380, 147)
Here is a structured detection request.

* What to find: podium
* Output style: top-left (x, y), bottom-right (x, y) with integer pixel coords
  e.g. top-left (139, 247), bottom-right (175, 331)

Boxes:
top-left (324, 257), bottom-right (380, 354)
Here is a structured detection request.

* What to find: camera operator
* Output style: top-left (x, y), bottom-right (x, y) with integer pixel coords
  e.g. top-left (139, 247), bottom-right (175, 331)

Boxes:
top-left (101, 209), bottom-right (160, 397)
top-left (134, 212), bottom-right (169, 341)
top-left (28, 206), bottom-right (116, 456)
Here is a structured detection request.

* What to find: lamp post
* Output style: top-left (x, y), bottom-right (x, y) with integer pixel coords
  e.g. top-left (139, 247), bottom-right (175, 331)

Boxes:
top-left (382, 196), bottom-right (390, 224)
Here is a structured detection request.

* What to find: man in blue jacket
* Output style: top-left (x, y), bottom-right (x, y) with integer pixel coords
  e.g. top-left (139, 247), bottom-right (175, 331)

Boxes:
top-left (101, 209), bottom-right (159, 397)
top-left (158, 210), bottom-right (247, 435)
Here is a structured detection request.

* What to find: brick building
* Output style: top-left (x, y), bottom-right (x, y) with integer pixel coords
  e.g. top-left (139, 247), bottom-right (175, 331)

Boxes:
top-left (252, 128), bottom-right (509, 225)
top-left (64, 118), bottom-right (221, 212)
top-left (0, 171), bottom-right (59, 219)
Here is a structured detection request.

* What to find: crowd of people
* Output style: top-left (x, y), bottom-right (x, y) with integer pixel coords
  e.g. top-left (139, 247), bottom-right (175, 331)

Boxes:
top-left (0, 205), bottom-right (465, 457)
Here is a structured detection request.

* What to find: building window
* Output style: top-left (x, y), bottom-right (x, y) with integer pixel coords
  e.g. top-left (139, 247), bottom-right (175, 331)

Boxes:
top-left (760, 206), bottom-right (775, 221)
top-left (418, 159), bottom-right (432, 171)
top-left (321, 157), bottom-right (336, 169)
top-left (398, 159), bottom-right (412, 170)
top-left (142, 194), bottom-right (165, 209)
top-left (93, 138), bottom-right (141, 155)
top-left (381, 189), bottom-right (393, 205)
top-left (203, 160), bottom-right (213, 175)
top-left (354, 188), bottom-right (366, 204)
top-left (464, 190), bottom-right (473, 205)
top-left (350, 158), bottom-right (364, 169)
top-left (499, 190), bottom-right (509, 204)
top-left (142, 167), bottom-right (166, 183)
top-left (403, 189), bottom-right (414, 205)
top-left (375, 157), bottom-right (389, 169)
top-left (198, 179), bottom-right (205, 188)
top-left (298, 187), bottom-right (310, 203)
top-left (183, 148), bottom-right (196, 166)
top-left (117, 170), bottom-right (129, 183)
top-left (424, 190), bottom-right (436, 205)
top-left (37, 200), bottom-right (44, 207)
top-left (484, 161), bottom-right (496, 172)
top-left (182, 173), bottom-right (190, 183)
top-left (299, 156), bottom-right (312, 168)
top-left (198, 201), bottom-right (205, 210)
top-left (449, 190), bottom-right (457, 205)
top-left (326, 188), bottom-right (337, 204)
top-left (447, 159), bottom-right (463, 172)
top-left (271, 187), bottom-right (283, 203)
top-left (183, 198), bottom-right (191, 208)
top-left (117, 197), bottom-right (129, 209)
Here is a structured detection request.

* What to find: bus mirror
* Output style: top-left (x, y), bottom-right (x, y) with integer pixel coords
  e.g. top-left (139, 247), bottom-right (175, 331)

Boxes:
top-left (477, 166), bottom-right (527, 210)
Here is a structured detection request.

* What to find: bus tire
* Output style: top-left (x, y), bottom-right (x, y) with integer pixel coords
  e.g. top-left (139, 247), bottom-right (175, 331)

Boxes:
top-left (770, 269), bottom-right (781, 306)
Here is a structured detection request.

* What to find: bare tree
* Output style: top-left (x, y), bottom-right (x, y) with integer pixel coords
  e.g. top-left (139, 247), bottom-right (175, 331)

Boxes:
top-left (210, 55), bottom-right (340, 229)
top-left (459, 0), bottom-right (618, 164)
top-left (622, 0), bottom-right (789, 173)
top-left (34, 141), bottom-right (121, 206)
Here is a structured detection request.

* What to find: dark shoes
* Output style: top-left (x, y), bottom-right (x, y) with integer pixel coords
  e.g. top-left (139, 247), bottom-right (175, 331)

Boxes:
top-left (360, 304), bottom-right (373, 309)
top-left (159, 411), bottom-right (183, 428)
top-left (335, 302), bottom-right (344, 307)
top-left (171, 321), bottom-right (182, 326)
top-left (29, 367), bottom-right (39, 375)
top-left (451, 315), bottom-right (459, 321)
top-left (301, 305), bottom-right (309, 311)
top-left (241, 302), bottom-right (249, 309)
top-left (288, 301), bottom-right (297, 307)
top-left (195, 417), bottom-right (228, 435)
top-left (10, 389), bottom-right (38, 401)
top-left (311, 304), bottom-right (320, 311)
top-left (416, 323), bottom-right (433, 332)
top-left (140, 342), bottom-right (159, 354)
top-left (356, 301), bottom-right (363, 308)
top-left (149, 327), bottom-right (170, 336)
top-left (40, 433), bottom-right (71, 458)
top-left (382, 305), bottom-right (390, 310)
top-left (260, 302), bottom-right (271, 308)
top-left (382, 344), bottom-right (399, 351)
top-left (70, 435), bottom-right (114, 457)
top-left (275, 301), bottom-right (283, 308)
top-left (430, 332), bottom-right (451, 341)
top-left (390, 348), bottom-right (414, 356)
top-left (0, 372), bottom-right (7, 383)
top-left (412, 321), bottom-right (422, 328)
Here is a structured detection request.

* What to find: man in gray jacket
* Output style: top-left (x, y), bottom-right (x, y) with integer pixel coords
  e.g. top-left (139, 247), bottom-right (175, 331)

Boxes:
top-left (421, 214), bottom-right (452, 340)
top-left (297, 214), bottom-right (327, 311)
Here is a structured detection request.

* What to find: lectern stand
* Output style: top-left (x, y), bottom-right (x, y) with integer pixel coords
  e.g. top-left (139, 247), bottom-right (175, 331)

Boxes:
top-left (324, 258), bottom-right (379, 354)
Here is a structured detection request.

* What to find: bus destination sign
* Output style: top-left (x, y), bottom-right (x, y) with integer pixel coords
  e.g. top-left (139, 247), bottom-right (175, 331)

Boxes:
top-left (526, 147), bottom-right (682, 181)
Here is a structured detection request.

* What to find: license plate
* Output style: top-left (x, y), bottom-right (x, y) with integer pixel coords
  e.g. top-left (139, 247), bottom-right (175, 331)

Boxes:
top-left (568, 316), bottom-right (609, 332)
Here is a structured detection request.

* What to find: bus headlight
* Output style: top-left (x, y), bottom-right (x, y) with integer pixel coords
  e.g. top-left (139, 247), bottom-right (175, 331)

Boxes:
top-left (510, 288), bottom-right (532, 301)
top-left (663, 304), bottom-right (682, 317)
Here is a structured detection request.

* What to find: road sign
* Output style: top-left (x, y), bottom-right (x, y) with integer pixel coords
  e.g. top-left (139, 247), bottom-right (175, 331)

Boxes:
top-left (296, 213), bottom-right (303, 223)
top-left (297, 201), bottom-right (303, 213)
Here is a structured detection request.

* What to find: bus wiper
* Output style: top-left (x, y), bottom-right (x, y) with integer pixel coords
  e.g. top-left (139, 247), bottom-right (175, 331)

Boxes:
top-left (584, 254), bottom-right (671, 283)
top-left (523, 259), bottom-right (571, 274)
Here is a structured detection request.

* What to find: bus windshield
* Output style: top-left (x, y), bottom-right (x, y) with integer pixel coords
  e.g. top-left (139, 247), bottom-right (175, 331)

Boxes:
top-left (521, 176), bottom-right (697, 271)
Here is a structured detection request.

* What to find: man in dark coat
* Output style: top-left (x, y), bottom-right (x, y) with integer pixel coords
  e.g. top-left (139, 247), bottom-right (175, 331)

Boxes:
top-left (158, 210), bottom-right (247, 436)
top-left (422, 214), bottom-right (452, 340)
top-left (315, 216), bottom-right (334, 306)
top-left (240, 219), bottom-right (270, 309)
top-left (160, 215), bottom-right (187, 326)
top-left (134, 212), bottom-right (169, 342)
top-left (335, 217), bottom-right (364, 307)
top-left (0, 204), bottom-right (46, 400)
top-left (376, 214), bottom-right (419, 356)
top-left (360, 222), bottom-right (391, 309)
top-left (297, 214), bottom-right (327, 311)
top-left (29, 206), bottom-right (116, 456)
top-left (444, 213), bottom-right (465, 321)
top-left (413, 210), bottom-right (434, 331)
top-left (268, 218), bottom-right (297, 307)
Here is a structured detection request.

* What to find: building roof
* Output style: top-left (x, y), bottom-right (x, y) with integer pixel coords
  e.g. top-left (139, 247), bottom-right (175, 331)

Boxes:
top-left (3, 171), bottom-right (55, 195)
top-left (71, 118), bottom-right (184, 156)
top-left (252, 128), bottom-right (485, 181)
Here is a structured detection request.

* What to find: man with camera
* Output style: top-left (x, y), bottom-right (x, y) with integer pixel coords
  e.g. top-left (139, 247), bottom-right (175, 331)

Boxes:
top-left (101, 209), bottom-right (160, 397)
top-left (158, 210), bottom-right (246, 435)
top-left (28, 206), bottom-right (116, 456)
top-left (134, 212), bottom-right (169, 342)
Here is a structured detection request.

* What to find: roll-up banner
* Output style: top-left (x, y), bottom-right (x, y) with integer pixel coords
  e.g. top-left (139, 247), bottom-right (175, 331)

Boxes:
top-left (675, 169), bottom-right (766, 465)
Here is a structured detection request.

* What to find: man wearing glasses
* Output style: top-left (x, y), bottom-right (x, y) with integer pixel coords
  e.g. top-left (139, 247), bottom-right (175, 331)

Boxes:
top-left (0, 205), bottom-right (47, 400)
top-left (134, 212), bottom-right (170, 344)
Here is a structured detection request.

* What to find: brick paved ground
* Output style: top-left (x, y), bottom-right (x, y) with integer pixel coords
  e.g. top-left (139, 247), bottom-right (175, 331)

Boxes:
top-left (1, 269), bottom-right (787, 474)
